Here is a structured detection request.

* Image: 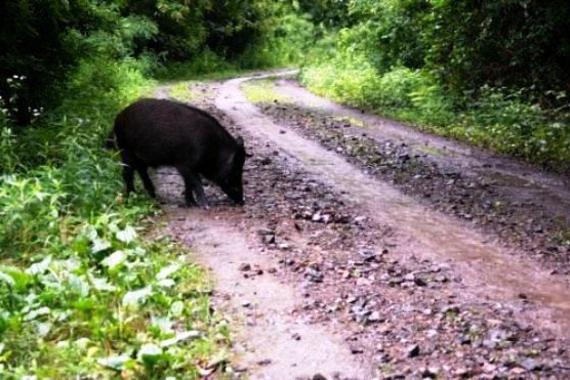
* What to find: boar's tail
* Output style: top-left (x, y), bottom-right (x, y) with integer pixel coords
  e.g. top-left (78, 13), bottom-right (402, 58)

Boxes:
top-left (104, 130), bottom-right (117, 150)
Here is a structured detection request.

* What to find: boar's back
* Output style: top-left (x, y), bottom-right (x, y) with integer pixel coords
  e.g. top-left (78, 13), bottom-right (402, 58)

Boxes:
top-left (114, 98), bottom-right (237, 169)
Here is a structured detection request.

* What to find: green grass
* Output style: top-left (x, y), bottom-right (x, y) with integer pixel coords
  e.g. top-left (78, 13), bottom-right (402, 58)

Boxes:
top-left (241, 79), bottom-right (292, 104)
top-left (0, 58), bottom-right (231, 378)
top-left (169, 82), bottom-right (199, 103)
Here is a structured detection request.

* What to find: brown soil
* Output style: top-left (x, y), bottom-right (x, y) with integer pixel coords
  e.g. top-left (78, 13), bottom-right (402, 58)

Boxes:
top-left (147, 72), bottom-right (570, 379)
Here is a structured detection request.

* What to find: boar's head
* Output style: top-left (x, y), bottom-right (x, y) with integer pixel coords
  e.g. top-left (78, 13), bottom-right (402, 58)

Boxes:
top-left (220, 136), bottom-right (246, 205)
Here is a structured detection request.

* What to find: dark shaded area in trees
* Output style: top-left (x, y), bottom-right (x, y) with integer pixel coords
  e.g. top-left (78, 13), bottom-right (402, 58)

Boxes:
top-left (302, 0), bottom-right (570, 103)
top-left (0, 0), bottom-right (272, 126)
top-left (1, 0), bottom-right (568, 127)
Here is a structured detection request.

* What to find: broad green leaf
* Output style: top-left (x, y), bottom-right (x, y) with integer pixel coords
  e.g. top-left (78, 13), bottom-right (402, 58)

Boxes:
top-left (156, 263), bottom-right (181, 280)
top-left (160, 330), bottom-right (201, 348)
top-left (170, 300), bottom-right (184, 317)
top-left (151, 316), bottom-right (174, 333)
top-left (24, 306), bottom-right (51, 321)
top-left (91, 277), bottom-right (117, 292)
top-left (116, 226), bottom-right (137, 243)
top-left (68, 274), bottom-right (90, 296)
top-left (92, 237), bottom-right (111, 253)
top-left (36, 321), bottom-right (52, 337)
top-left (101, 250), bottom-right (126, 269)
top-left (157, 278), bottom-right (176, 288)
top-left (26, 256), bottom-right (52, 275)
top-left (0, 271), bottom-right (15, 287)
top-left (97, 354), bottom-right (131, 371)
top-left (137, 343), bottom-right (163, 364)
top-left (122, 286), bottom-right (152, 307)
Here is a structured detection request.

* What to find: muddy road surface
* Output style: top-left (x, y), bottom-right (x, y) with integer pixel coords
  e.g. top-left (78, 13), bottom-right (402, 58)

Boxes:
top-left (149, 71), bottom-right (570, 379)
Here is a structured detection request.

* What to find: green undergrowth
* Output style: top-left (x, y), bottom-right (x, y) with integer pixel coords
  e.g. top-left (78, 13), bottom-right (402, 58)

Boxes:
top-left (241, 79), bottom-right (292, 104)
top-left (300, 64), bottom-right (570, 173)
top-left (169, 82), bottom-right (200, 103)
top-left (0, 58), bottom-right (230, 378)
top-left (153, 51), bottom-right (244, 82)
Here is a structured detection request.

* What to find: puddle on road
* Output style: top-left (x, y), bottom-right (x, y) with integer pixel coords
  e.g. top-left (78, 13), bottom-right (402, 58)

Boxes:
top-left (216, 73), bottom-right (570, 337)
top-left (484, 170), bottom-right (538, 188)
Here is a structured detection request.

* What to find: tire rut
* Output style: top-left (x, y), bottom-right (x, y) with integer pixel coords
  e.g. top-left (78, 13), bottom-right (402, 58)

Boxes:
top-left (151, 72), bottom-right (570, 379)
top-left (262, 79), bottom-right (570, 273)
top-left (216, 73), bottom-right (570, 336)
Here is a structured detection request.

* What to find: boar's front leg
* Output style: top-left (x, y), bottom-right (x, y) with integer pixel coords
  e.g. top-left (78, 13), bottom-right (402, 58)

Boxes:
top-left (178, 167), bottom-right (208, 208)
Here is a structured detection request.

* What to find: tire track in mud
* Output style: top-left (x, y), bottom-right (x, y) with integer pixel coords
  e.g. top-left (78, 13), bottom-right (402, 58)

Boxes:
top-left (216, 73), bottom-right (570, 332)
top-left (154, 78), bottom-right (374, 379)
top-left (153, 72), bottom-right (570, 379)
top-left (260, 79), bottom-right (570, 273)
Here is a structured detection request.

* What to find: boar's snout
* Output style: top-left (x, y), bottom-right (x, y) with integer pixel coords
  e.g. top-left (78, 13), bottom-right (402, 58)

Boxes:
top-left (222, 182), bottom-right (244, 205)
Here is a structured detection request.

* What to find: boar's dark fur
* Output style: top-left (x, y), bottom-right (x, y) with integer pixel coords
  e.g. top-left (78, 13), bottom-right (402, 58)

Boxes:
top-left (110, 98), bottom-right (246, 207)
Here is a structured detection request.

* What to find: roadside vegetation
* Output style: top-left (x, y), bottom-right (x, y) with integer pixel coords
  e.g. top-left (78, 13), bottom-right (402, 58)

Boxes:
top-left (298, 0), bottom-right (570, 172)
top-left (0, 1), bottom-right (306, 377)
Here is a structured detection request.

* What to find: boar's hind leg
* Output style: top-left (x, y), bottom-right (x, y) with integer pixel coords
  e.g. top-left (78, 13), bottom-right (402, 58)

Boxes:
top-left (120, 149), bottom-right (137, 196)
top-left (122, 165), bottom-right (135, 196)
top-left (178, 167), bottom-right (208, 208)
top-left (136, 165), bottom-right (156, 198)
top-left (120, 150), bottom-right (155, 199)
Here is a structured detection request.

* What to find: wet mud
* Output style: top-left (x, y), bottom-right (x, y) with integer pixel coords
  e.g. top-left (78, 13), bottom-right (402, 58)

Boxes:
top-left (255, 79), bottom-right (570, 274)
top-left (149, 72), bottom-right (570, 379)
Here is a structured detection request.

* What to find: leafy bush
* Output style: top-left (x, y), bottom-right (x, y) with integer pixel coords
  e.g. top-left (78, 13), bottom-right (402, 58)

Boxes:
top-left (155, 50), bottom-right (237, 81)
top-left (300, 0), bottom-right (570, 171)
top-left (0, 0), bottom-right (289, 125)
top-left (0, 209), bottom-right (227, 378)
top-left (241, 9), bottom-right (316, 68)
top-left (459, 87), bottom-right (570, 165)
top-left (302, 61), bottom-right (570, 170)
top-left (0, 29), bottom-right (232, 376)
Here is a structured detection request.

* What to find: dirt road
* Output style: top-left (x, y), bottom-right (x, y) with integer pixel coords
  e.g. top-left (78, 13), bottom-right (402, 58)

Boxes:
top-left (153, 71), bottom-right (570, 379)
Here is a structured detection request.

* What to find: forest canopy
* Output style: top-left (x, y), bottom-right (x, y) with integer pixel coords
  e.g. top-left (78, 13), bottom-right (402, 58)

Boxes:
top-left (0, 0), bottom-right (285, 125)
top-left (2, 0), bottom-right (568, 128)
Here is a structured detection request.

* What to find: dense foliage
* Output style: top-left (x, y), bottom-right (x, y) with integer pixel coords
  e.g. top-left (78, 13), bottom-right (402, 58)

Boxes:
top-left (300, 0), bottom-right (570, 171)
top-left (0, 0), bottom-right (306, 127)
top-left (0, 0), bottom-right (292, 377)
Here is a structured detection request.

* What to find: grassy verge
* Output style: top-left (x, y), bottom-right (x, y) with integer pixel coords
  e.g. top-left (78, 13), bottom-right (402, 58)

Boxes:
top-left (300, 64), bottom-right (570, 173)
top-left (168, 82), bottom-right (200, 103)
top-left (241, 80), bottom-right (292, 104)
top-left (0, 59), bottom-right (230, 378)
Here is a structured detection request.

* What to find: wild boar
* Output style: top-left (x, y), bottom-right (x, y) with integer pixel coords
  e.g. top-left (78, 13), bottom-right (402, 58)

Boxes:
top-left (110, 98), bottom-right (246, 207)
